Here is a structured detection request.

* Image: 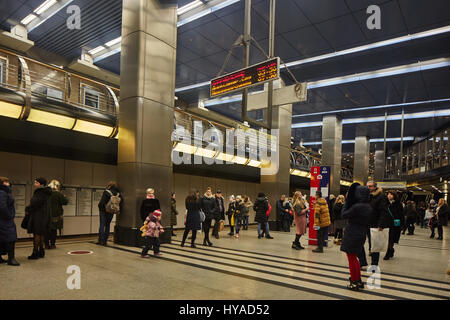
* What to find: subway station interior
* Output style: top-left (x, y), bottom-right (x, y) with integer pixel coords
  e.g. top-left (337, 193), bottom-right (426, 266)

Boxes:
top-left (0, 0), bottom-right (449, 302)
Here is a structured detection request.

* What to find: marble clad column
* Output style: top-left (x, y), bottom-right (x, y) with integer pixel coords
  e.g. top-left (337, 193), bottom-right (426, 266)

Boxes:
top-left (353, 136), bottom-right (370, 185)
top-left (115, 0), bottom-right (177, 245)
top-left (321, 115), bottom-right (342, 197)
top-left (374, 149), bottom-right (385, 182)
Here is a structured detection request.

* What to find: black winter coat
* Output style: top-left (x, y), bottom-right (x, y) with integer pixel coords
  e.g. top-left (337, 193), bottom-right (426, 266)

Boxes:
top-left (215, 196), bottom-right (225, 220)
top-left (387, 200), bottom-right (404, 244)
top-left (200, 195), bottom-right (218, 220)
top-left (254, 197), bottom-right (269, 224)
top-left (0, 185), bottom-right (17, 243)
top-left (340, 184), bottom-right (372, 254)
top-left (185, 198), bottom-right (201, 230)
top-left (437, 204), bottom-right (449, 226)
top-left (25, 187), bottom-right (52, 235)
top-left (333, 202), bottom-right (343, 221)
top-left (368, 188), bottom-right (391, 228)
top-left (404, 205), bottom-right (417, 224)
top-left (234, 201), bottom-right (244, 221)
top-left (140, 198), bottom-right (161, 222)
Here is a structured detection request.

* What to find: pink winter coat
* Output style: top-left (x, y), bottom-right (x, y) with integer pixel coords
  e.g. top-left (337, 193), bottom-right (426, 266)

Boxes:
top-left (144, 217), bottom-right (164, 238)
top-left (293, 202), bottom-right (307, 235)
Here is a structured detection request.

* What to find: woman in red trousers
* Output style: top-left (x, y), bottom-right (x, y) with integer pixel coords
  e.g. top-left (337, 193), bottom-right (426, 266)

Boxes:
top-left (340, 183), bottom-right (372, 291)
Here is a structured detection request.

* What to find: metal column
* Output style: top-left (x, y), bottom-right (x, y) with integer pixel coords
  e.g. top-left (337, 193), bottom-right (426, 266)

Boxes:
top-left (321, 115), bottom-right (342, 197)
top-left (353, 136), bottom-right (370, 185)
top-left (116, 0), bottom-right (177, 246)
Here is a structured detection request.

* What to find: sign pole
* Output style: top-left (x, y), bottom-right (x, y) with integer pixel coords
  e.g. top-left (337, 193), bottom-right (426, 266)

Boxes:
top-left (241, 0), bottom-right (251, 125)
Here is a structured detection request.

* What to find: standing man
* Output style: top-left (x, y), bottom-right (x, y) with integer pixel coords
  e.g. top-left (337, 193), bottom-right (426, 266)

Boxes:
top-left (361, 181), bottom-right (391, 267)
top-left (277, 195), bottom-right (290, 231)
top-left (213, 190), bottom-right (225, 239)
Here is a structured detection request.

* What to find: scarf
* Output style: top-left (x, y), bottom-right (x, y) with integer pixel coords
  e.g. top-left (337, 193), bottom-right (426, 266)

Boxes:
top-left (146, 194), bottom-right (155, 199)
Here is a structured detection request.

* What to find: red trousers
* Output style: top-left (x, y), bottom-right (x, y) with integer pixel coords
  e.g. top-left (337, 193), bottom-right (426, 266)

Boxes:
top-left (346, 253), bottom-right (361, 281)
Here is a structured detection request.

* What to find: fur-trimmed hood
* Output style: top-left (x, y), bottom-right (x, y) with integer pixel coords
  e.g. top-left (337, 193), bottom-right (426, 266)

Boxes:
top-left (372, 187), bottom-right (383, 197)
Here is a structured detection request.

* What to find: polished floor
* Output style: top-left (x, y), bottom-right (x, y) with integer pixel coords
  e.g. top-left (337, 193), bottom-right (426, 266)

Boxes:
top-left (2, 225), bottom-right (449, 300)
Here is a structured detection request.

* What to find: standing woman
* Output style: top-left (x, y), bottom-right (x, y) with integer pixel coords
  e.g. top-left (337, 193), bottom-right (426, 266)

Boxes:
top-left (436, 198), bottom-right (449, 240)
top-left (402, 201), bottom-right (417, 235)
top-left (340, 183), bottom-right (372, 291)
top-left (26, 177), bottom-right (52, 259)
top-left (181, 190), bottom-right (201, 248)
top-left (200, 187), bottom-right (217, 246)
top-left (333, 195), bottom-right (346, 245)
top-left (0, 177), bottom-right (20, 266)
top-left (227, 195), bottom-right (236, 236)
top-left (170, 193), bottom-right (178, 237)
top-left (97, 181), bottom-right (122, 246)
top-left (384, 190), bottom-right (404, 260)
top-left (45, 180), bottom-right (68, 249)
top-left (291, 191), bottom-right (307, 250)
top-left (140, 188), bottom-right (160, 222)
top-left (253, 192), bottom-right (273, 239)
top-left (233, 195), bottom-right (244, 238)
top-left (242, 195), bottom-right (253, 230)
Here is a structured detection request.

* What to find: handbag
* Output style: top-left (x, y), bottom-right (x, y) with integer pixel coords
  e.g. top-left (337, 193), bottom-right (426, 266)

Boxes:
top-left (219, 220), bottom-right (225, 232)
top-left (370, 228), bottom-right (389, 252)
top-left (388, 208), bottom-right (401, 227)
top-left (21, 214), bottom-right (30, 230)
top-left (199, 210), bottom-right (206, 223)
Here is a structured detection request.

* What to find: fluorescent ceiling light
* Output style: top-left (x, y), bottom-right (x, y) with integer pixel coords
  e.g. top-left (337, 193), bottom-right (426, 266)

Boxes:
top-left (233, 155), bottom-right (248, 165)
top-left (292, 109), bottom-right (450, 128)
top-left (293, 98), bottom-right (450, 118)
top-left (177, 0), bottom-right (203, 15)
top-left (89, 46), bottom-right (106, 55)
top-left (34, 0), bottom-right (58, 15)
top-left (27, 109), bottom-right (76, 130)
top-left (21, 14), bottom-right (38, 25)
top-left (105, 37), bottom-right (121, 47)
top-left (72, 120), bottom-right (115, 137)
top-left (301, 137), bottom-right (415, 146)
top-left (247, 159), bottom-right (261, 168)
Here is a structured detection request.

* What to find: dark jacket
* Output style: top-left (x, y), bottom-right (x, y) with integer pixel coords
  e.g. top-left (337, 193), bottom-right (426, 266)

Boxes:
top-left (254, 196), bottom-right (269, 224)
top-left (437, 204), bottom-right (449, 226)
top-left (340, 184), bottom-right (372, 254)
top-left (387, 199), bottom-right (404, 244)
top-left (99, 187), bottom-right (123, 213)
top-left (0, 185), bottom-right (17, 243)
top-left (277, 199), bottom-right (290, 220)
top-left (329, 198), bottom-right (336, 222)
top-left (200, 194), bottom-right (217, 220)
top-left (49, 191), bottom-right (68, 230)
top-left (185, 198), bottom-right (201, 230)
top-left (234, 201), bottom-right (244, 221)
top-left (170, 198), bottom-right (178, 226)
top-left (404, 204), bottom-right (417, 224)
top-left (25, 187), bottom-right (52, 235)
top-left (215, 196), bottom-right (225, 220)
top-left (368, 187), bottom-right (390, 228)
top-left (333, 202), bottom-right (344, 221)
top-left (227, 201), bottom-right (236, 217)
top-left (140, 198), bottom-right (161, 222)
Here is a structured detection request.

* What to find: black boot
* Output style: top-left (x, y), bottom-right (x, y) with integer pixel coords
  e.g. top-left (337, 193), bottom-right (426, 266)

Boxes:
top-left (38, 248), bottom-right (45, 258)
top-left (292, 241), bottom-right (301, 250)
top-left (347, 278), bottom-right (359, 291)
top-left (383, 248), bottom-right (392, 260)
top-left (7, 257), bottom-right (20, 266)
top-left (203, 239), bottom-right (208, 246)
top-left (28, 249), bottom-right (40, 260)
top-left (350, 277), bottom-right (364, 289)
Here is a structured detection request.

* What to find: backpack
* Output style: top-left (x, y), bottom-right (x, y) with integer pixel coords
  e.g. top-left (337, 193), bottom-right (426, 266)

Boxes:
top-left (266, 203), bottom-right (272, 217)
top-left (105, 190), bottom-right (121, 214)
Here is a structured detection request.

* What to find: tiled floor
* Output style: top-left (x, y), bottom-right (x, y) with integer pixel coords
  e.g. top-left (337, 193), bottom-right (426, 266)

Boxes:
top-left (2, 226), bottom-right (449, 300)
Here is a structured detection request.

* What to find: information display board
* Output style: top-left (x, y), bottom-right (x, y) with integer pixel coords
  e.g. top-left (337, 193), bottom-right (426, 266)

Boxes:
top-left (92, 189), bottom-right (104, 216)
top-left (77, 188), bottom-right (92, 216)
top-left (11, 184), bottom-right (26, 217)
top-left (308, 166), bottom-right (331, 245)
top-left (63, 188), bottom-right (77, 216)
top-left (210, 57), bottom-right (280, 98)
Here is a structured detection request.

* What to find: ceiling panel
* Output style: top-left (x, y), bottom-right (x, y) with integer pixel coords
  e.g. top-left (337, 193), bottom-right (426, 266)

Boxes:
top-left (351, 1), bottom-right (408, 41)
top-left (298, 0), bottom-right (350, 24)
top-left (315, 14), bottom-right (367, 50)
top-left (176, 44), bottom-right (201, 64)
top-left (345, 0), bottom-right (393, 12)
top-left (196, 19), bottom-right (240, 51)
top-left (398, 0), bottom-right (450, 33)
top-left (178, 29), bottom-right (223, 57)
top-left (282, 25), bottom-right (331, 58)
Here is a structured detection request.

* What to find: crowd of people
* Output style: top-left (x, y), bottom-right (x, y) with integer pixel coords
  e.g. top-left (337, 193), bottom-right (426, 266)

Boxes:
top-left (1, 176), bottom-right (448, 290)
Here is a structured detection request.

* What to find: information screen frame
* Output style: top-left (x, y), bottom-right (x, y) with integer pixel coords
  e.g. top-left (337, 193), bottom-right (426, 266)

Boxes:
top-left (210, 57), bottom-right (280, 98)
